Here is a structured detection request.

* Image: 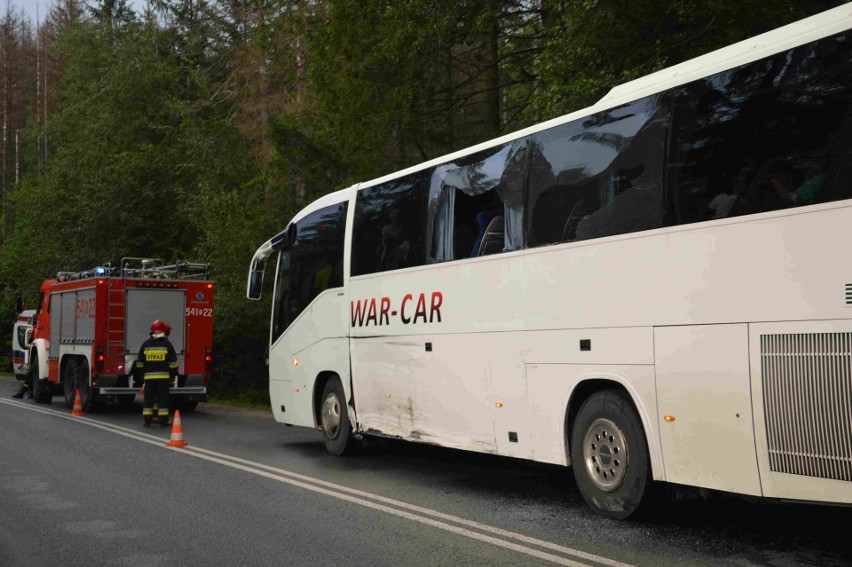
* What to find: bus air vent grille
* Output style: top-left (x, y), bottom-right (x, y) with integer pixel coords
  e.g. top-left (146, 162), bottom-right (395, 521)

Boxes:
top-left (846, 284), bottom-right (852, 306)
top-left (760, 333), bottom-right (852, 482)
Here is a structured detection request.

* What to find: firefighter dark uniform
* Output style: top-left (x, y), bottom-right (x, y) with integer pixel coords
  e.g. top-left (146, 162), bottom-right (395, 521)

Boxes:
top-left (11, 379), bottom-right (31, 399)
top-left (136, 320), bottom-right (178, 427)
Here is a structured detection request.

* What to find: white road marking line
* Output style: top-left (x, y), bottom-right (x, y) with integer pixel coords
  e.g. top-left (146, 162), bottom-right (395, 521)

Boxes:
top-left (0, 399), bottom-right (634, 567)
top-left (185, 445), bottom-right (634, 567)
top-left (0, 400), bottom-right (165, 448)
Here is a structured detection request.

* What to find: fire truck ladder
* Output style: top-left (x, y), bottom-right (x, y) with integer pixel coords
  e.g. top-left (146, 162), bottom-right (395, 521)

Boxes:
top-left (107, 280), bottom-right (126, 355)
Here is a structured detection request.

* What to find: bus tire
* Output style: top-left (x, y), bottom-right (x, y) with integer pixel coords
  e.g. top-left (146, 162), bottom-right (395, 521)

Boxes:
top-left (31, 352), bottom-right (52, 404)
top-left (570, 389), bottom-right (651, 520)
top-left (320, 378), bottom-right (354, 456)
top-left (62, 359), bottom-right (77, 409)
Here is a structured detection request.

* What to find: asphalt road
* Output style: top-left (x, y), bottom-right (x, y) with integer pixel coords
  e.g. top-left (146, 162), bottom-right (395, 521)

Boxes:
top-left (1, 376), bottom-right (849, 567)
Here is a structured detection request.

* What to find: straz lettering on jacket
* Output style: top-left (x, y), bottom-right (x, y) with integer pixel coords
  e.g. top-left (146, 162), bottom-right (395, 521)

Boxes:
top-left (351, 291), bottom-right (443, 328)
top-left (145, 349), bottom-right (167, 362)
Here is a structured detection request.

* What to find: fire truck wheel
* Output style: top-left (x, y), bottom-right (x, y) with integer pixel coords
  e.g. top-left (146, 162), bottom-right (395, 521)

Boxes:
top-left (30, 352), bottom-right (52, 404)
top-left (74, 361), bottom-right (97, 412)
top-left (62, 360), bottom-right (78, 409)
top-left (320, 378), bottom-right (355, 456)
top-left (570, 389), bottom-right (652, 520)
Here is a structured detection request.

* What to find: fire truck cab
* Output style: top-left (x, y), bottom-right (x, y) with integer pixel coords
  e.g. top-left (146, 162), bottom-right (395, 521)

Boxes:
top-left (27, 258), bottom-right (214, 412)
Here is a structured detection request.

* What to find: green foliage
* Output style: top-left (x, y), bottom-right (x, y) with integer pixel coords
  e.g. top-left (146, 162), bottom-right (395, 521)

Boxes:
top-left (535, 0), bottom-right (803, 117)
top-left (192, 178), bottom-right (272, 397)
top-left (2, 10), bottom-right (261, 395)
top-left (301, 0), bottom-right (516, 179)
top-left (15, 20), bottom-right (200, 266)
top-left (1, 0), bottom-right (845, 399)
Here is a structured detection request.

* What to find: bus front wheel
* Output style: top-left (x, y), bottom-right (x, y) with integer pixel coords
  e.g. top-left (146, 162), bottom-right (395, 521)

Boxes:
top-left (320, 378), bottom-right (354, 456)
top-left (570, 389), bottom-right (651, 520)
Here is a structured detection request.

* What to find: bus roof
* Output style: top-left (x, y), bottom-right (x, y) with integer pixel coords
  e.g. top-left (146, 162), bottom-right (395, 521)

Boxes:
top-left (598, 3), bottom-right (852, 107)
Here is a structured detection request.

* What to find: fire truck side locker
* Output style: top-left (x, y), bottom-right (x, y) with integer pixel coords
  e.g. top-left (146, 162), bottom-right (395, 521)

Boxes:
top-left (125, 288), bottom-right (186, 356)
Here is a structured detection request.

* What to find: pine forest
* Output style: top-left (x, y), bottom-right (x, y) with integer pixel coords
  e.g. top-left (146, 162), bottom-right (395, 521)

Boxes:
top-left (0, 0), bottom-right (845, 401)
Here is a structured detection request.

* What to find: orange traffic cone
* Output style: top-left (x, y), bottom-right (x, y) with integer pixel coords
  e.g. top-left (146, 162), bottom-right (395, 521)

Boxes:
top-left (166, 410), bottom-right (188, 448)
top-left (71, 389), bottom-right (85, 417)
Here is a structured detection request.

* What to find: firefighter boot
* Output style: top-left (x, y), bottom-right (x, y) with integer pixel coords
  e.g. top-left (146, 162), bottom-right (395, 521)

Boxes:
top-left (11, 382), bottom-right (24, 399)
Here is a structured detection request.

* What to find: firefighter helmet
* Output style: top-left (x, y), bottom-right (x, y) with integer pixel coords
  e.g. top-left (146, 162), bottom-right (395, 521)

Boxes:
top-left (150, 320), bottom-right (171, 338)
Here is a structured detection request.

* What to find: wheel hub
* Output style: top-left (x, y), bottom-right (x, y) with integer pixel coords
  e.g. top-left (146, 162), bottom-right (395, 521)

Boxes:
top-left (321, 392), bottom-right (341, 440)
top-left (582, 418), bottom-right (628, 492)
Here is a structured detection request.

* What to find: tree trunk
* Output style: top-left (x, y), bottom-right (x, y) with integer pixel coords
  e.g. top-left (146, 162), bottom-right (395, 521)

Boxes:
top-left (483, 3), bottom-right (501, 137)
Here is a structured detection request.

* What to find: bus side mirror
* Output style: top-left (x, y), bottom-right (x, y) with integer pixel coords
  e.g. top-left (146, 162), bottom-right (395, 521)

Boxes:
top-left (23, 328), bottom-right (33, 347)
top-left (271, 223), bottom-right (296, 251)
top-left (247, 258), bottom-right (266, 300)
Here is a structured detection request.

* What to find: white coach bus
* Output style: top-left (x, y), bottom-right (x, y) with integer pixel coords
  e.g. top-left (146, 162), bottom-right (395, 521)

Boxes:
top-left (248, 5), bottom-right (852, 519)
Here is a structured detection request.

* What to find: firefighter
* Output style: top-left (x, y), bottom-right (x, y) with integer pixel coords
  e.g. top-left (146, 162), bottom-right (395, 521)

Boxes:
top-left (11, 377), bottom-right (31, 399)
top-left (135, 320), bottom-right (179, 427)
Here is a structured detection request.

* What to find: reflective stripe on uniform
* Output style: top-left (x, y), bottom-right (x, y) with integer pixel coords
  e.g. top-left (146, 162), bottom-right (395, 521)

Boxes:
top-left (144, 373), bottom-right (170, 380)
top-left (169, 362), bottom-right (179, 369)
top-left (157, 409), bottom-right (169, 416)
top-left (142, 409), bottom-right (153, 416)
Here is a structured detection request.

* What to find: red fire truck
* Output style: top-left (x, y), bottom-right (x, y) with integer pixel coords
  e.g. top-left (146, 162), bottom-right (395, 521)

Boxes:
top-left (25, 258), bottom-right (214, 412)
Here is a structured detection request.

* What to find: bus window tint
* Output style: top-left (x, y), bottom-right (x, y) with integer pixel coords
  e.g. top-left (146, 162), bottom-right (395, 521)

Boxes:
top-left (352, 172), bottom-right (427, 277)
top-left (426, 140), bottom-right (526, 262)
top-left (671, 31), bottom-right (852, 224)
top-left (272, 202), bottom-right (347, 342)
top-left (526, 94), bottom-right (668, 247)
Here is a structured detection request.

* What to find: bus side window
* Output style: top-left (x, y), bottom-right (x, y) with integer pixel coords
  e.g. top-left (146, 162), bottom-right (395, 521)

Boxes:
top-left (671, 30), bottom-right (852, 224)
top-left (272, 202), bottom-right (347, 341)
top-left (526, 93), bottom-right (668, 247)
top-left (427, 140), bottom-right (525, 262)
top-left (352, 172), bottom-right (427, 277)
top-left (821, 149), bottom-right (852, 202)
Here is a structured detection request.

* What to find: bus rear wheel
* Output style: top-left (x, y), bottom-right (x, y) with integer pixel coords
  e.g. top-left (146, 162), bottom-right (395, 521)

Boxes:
top-left (320, 378), bottom-right (354, 456)
top-left (570, 389), bottom-right (651, 520)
